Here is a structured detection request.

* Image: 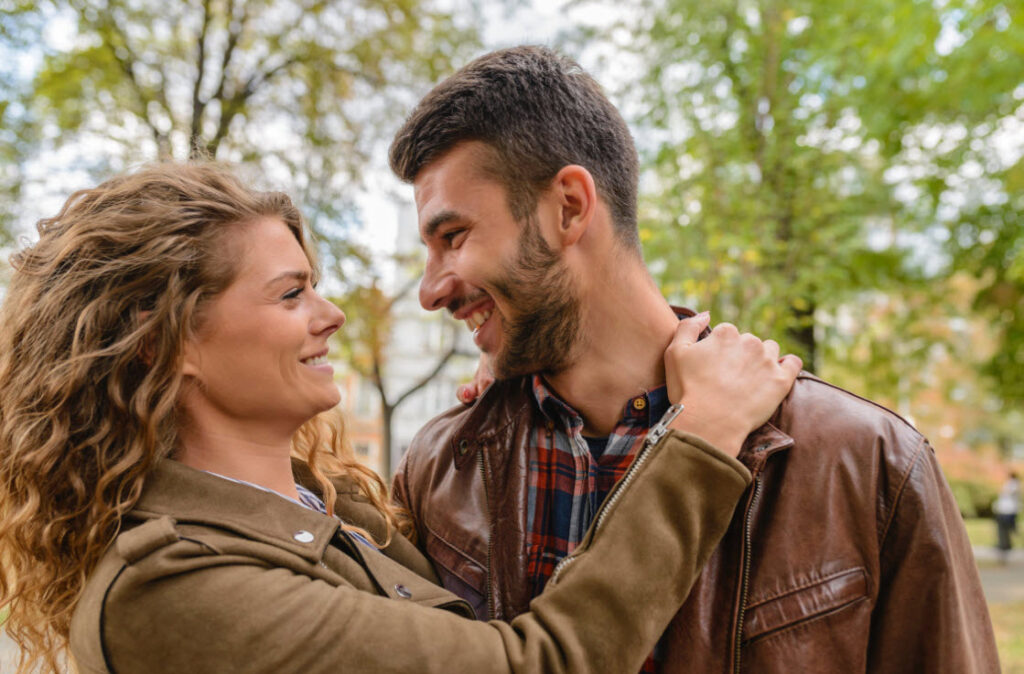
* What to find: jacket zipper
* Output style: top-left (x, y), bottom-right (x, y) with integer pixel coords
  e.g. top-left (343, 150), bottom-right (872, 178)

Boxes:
top-left (733, 475), bottom-right (762, 674)
top-left (547, 433), bottom-right (659, 585)
top-left (479, 449), bottom-right (496, 620)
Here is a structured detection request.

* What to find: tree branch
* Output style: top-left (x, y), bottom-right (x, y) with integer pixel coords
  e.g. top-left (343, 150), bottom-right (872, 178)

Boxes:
top-left (209, 0), bottom-right (245, 104)
top-left (189, 0), bottom-right (213, 158)
top-left (93, 10), bottom-right (166, 153)
top-left (391, 345), bottom-right (458, 409)
top-left (205, 54), bottom-right (301, 155)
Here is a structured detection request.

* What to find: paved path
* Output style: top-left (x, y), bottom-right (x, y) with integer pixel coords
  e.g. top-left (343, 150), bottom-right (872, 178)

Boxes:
top-left (975, 546), bottom-right (1024, 604)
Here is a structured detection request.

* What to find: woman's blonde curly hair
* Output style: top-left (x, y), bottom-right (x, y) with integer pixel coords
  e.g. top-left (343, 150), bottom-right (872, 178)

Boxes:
top-left (0, 162), bottom-right (408, 673)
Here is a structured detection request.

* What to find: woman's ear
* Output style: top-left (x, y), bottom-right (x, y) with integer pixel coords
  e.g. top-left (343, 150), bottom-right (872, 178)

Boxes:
top-left (551, 164), bottom-right (597, 248)
top-left (180, 337), bottom-right (201, 378)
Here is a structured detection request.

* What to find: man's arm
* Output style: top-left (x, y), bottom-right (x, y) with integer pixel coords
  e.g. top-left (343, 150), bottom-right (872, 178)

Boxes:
top-left (869, 438), bottom-right (999, 673)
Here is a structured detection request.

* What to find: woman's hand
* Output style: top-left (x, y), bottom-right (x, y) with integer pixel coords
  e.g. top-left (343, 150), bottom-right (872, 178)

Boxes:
top-left (664, 312), bottom-right (802, 457)
top-left (456, 352), bottom-right (495, 405)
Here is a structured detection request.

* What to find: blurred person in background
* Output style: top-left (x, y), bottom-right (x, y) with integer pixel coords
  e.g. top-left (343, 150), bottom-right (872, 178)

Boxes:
top-left (0, 162), bottom-right (800, 673)
top-left (994, 471), bottom-right (1021, 563)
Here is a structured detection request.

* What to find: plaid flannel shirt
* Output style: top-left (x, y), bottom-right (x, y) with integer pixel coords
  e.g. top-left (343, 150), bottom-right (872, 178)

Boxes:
top-left (527, 374), bottom-right (671, 673)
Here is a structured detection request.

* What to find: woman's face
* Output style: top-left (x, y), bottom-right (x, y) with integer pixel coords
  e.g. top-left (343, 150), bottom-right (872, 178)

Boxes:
top-left (180, 216), bottom-right (345, 431)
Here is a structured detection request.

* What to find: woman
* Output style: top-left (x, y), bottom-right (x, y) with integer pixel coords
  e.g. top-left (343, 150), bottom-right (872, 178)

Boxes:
top-left (0, 163), bottom-right (798, 673)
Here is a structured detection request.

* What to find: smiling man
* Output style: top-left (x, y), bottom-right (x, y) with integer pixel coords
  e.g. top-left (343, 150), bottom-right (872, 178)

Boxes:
top-left (388, 46), bottom-right (997, 672)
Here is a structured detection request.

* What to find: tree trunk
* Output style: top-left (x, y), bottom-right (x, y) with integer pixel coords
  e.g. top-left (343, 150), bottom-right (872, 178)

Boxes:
top-left (786, 300), bottom-right (816, 372)
top-left (380, 403), bottom-right (394, 480)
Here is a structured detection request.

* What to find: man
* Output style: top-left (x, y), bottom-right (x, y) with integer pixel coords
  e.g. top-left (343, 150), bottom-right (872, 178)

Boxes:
top-left (389, 46), bottom-right (998, 672)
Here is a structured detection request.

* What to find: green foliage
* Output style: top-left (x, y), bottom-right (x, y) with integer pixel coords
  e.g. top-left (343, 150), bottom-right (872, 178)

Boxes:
top-left (950, 480), bottom-right (999, 519)
top-left (599, 0), bottom-right (1022, 409)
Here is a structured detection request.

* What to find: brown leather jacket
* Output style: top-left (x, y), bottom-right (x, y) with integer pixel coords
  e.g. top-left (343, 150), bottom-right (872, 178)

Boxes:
top-left (393, 373), bottom-right (1000, 673)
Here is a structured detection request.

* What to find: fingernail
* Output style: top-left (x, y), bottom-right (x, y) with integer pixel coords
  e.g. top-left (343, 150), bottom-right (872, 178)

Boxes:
top-left (695, 311), bottom-right (710, 322)
top-left (457, 386), bottom-right (470, 402)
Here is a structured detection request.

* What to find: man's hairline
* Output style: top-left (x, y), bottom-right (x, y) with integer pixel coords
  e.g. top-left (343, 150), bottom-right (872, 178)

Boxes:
top-left (410, 139), bottom-right (643, 258)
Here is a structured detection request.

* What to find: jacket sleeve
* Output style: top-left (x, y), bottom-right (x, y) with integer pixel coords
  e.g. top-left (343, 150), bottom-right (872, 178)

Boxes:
top-left (98, 432), bottom-right (750, 674)
top-left (867, 439), bottom-right (999, 673)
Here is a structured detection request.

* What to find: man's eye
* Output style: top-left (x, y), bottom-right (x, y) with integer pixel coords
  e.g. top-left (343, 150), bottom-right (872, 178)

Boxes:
top-left (442, 229), bottom-right (465, 245)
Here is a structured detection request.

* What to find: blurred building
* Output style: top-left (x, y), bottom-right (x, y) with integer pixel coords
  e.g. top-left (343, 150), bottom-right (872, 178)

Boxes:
top-left (335, 200), bottom-right (478, 478)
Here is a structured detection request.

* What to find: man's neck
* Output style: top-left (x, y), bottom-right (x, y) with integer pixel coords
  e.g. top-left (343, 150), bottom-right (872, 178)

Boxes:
top-left (543, 272), bottom-right (679, 437)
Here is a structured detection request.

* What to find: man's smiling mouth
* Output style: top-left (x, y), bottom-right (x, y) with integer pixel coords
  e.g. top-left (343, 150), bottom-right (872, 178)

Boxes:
top-left (465, 308), bottom-right (493, 332)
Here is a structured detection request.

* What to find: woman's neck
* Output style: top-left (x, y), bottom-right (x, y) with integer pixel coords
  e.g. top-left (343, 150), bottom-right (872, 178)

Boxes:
top-left (176, 425), bottom-right (299, 500)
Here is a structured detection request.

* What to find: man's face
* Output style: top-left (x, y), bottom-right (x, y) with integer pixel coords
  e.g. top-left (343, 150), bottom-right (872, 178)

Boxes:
top-left (414, 142), bottom-right (582, 378)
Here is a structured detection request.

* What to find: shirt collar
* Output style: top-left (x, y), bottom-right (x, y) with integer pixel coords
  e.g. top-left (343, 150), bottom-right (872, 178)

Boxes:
top-left (530, 374), bottom-right (670, 432)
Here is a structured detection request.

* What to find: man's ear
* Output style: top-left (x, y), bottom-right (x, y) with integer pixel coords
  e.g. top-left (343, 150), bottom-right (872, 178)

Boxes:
top-left (551, 164), bottom-right (597, 248)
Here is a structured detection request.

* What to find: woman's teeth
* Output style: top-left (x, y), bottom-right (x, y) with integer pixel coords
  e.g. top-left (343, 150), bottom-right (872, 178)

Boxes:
top-left (302, 354), bottom-right (328, 366)
top-left (465, 309), bottom-right (493, 332)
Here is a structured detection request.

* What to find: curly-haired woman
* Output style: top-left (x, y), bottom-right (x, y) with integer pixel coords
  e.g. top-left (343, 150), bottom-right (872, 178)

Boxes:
top-left (0, 162), bottom-right (799, 673)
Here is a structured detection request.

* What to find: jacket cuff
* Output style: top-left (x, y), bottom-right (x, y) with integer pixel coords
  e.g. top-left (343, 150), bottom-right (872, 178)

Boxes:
top-left (664, 429), bottom-right (752, 486)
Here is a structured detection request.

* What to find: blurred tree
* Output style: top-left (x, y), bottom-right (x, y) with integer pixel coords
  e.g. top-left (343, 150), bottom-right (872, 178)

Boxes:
top-left (4, 0), bottom-right (478, 256)
top-left (333, 265), bottom-right (468, 478)
top-left (595, 0), bottom-right (1022, 402)
top-left (0, 1), bottom-right (44, 244)
top-left (2, 0), bottom-right (482, 469)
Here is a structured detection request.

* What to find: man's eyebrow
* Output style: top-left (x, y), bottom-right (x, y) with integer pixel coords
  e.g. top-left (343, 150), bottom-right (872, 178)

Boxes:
top-left (422, 210), bottom-right (462, 241)
top-left (263, 270), bottom-right (309, 287)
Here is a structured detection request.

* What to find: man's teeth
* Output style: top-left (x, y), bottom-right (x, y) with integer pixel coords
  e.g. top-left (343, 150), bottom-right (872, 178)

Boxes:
top-left (302, 354), bottom-right (328, 366)
top-left (465, 309), bottom-right (493, 331)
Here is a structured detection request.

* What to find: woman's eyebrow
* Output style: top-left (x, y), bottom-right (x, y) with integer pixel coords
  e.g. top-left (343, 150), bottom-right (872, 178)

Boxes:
top-left (263, 270), bottom-right (309, 288)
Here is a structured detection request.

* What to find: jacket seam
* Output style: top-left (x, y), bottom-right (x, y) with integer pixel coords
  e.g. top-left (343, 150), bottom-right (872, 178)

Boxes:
top-left (796, 374), bottom-right (922, 436)
top-left (746, 566), bottom-right (865, 609)
top-left (99, 564), bottom-right (129, 674)
top-left (878, 436), bottom-right (926, 549)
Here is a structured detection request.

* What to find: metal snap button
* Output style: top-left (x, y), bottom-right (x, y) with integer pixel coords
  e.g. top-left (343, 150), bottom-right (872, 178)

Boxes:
top-left (394, 584), bottom-right (412, 599)
top-left (293, 530), bottom-right (315, 543)
top-left (457, 439), bottom-right (469, 455)
top-left (632, 397), bottom-right (647, 410)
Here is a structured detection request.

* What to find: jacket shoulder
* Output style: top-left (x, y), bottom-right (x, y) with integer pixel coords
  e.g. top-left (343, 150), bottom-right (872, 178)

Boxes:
top-left (775, 374), bottom-right (935, 524)
top-left (70, 517), bottom-right (208, 672)
top-left (782, 373), bottom-right (927, 457)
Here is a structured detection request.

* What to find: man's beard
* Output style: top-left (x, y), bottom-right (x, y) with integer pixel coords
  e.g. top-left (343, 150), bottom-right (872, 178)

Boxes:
top-left (489, 220), bottom-right (582, 379)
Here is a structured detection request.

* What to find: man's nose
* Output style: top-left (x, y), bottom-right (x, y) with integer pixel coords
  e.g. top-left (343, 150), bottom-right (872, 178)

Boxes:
top-left (419, 256), bottom-right (456, 312)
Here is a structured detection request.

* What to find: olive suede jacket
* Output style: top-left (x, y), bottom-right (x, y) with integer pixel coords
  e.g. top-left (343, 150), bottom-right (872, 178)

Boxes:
top-left (393, 372), bottom-right (1000, 673)
top-left (69, 431), bottom-right (750, 674)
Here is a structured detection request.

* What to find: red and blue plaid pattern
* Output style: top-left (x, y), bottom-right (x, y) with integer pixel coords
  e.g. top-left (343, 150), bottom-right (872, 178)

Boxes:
top-left (526, 374), bottom-right (670, 672)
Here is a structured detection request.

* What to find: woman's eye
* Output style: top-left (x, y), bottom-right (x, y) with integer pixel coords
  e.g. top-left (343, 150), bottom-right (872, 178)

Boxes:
top-left (282, 287), bottom-right (303, 301)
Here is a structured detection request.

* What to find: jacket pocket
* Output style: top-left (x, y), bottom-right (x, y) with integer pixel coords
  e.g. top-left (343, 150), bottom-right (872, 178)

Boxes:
top-left (743, 567), bottom-right (868, 644)
top-left (423, 527), bottom-right (488, 619)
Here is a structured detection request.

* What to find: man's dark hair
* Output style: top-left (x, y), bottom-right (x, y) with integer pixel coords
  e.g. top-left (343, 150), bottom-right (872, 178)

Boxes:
top-left (389, 45), bottom-right (640, 251)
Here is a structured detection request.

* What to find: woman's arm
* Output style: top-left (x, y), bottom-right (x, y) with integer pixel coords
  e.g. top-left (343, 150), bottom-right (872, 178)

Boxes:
top-left (95, 431), bottom-right (748, 674)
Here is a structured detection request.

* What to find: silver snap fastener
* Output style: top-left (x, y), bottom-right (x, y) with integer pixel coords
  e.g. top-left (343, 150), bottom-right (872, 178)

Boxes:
top-left (293, 530), bottom-right (315, 543)
top-left (394, 584), bottom-right (412, 599)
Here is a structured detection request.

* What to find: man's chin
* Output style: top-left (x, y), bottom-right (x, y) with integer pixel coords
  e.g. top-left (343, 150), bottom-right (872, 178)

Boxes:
top-left (489, 352), bottom-right (531, 381)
